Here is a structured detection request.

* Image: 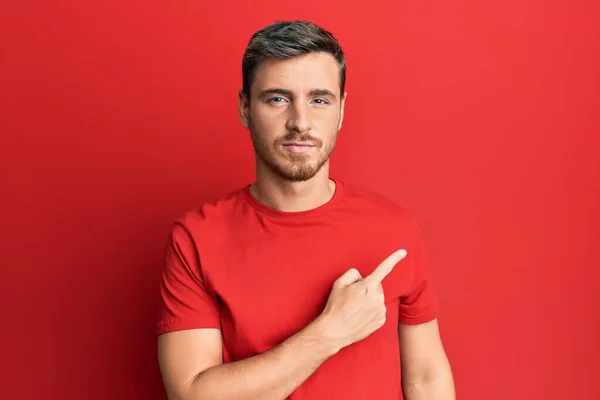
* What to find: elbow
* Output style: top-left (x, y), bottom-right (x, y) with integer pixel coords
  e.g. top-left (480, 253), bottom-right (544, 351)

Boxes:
top-left (402, 371), bottom-right (455, 400)
top-left (402, 360), bottom-right (455, 398)
top-left (165, 371), bottom-right (210, 400)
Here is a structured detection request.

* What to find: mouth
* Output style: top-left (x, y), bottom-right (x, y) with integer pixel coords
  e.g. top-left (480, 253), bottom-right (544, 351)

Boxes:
top-left (281, 142), bottom-right (316, 154)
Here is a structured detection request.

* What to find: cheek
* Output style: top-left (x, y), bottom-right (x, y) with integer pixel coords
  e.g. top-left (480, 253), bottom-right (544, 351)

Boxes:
top-left (251, 107), bottom-right (285, 134)
top-left (316, 108), bottom-right (341, 125)
top-left (318, 113), bottom-right (342, 138)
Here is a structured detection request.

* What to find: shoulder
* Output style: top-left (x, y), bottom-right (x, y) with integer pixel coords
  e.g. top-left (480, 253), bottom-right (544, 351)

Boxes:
top-left (169, 186), bottom-right (247, 242)
top-left (340, 180), bottom-right (419, 227)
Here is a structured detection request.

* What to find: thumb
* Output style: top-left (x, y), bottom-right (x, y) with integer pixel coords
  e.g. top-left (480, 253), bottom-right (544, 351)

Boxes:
top-left (335, 268), bottom-right (363, 287)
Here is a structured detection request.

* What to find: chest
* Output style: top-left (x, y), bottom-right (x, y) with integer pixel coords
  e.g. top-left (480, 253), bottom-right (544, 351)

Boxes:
top-left (202, 223), bottom-right (414, 358)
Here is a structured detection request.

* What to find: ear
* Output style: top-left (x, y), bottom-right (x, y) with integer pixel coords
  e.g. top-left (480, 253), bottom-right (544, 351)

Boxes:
top-left (338, 91), bottom-right (347, 131)
top-left (238, 89), bottom-right (250, 129)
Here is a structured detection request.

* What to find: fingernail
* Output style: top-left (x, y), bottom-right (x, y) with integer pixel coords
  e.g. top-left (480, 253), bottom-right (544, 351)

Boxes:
top-left (399, 249), bottom-right (407, 258)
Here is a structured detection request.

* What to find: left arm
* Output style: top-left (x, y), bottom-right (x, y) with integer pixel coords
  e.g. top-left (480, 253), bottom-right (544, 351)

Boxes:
top-left (399, 319), bottom-right (455, 400)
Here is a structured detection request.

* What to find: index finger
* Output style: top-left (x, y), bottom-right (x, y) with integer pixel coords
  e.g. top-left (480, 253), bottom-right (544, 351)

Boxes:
top-left (363, 249), bottom-right (407, 286)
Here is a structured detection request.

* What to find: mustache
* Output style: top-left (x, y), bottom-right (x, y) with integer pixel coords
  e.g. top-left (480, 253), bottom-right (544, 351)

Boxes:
top-left (275, 132), bottom-right (323, 147)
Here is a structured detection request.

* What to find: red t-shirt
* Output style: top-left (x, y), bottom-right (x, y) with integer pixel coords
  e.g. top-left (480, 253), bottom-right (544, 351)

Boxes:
top-left (156, 179), bottom-right (439, 399)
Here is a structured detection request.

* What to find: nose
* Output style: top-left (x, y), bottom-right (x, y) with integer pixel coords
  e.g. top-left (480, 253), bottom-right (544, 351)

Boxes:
top-left (286, 102), bottom-right (312, 133)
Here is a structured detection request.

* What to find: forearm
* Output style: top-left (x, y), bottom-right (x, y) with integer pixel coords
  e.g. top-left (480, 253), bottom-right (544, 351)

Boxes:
top-left (187, 317), bottom-right (338, 400)
top-left (402, 373), bottom-right (455, 400)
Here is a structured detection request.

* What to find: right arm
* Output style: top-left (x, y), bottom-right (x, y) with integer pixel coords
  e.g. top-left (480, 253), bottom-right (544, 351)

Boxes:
top-left (158, 316), bottom-right (337, 400)
top-left (158, 249), bottom-right (408, 400)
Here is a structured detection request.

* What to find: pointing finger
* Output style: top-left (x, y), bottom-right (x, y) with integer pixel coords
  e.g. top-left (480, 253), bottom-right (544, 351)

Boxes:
top-left (363, 249), bottom-right (407, 286)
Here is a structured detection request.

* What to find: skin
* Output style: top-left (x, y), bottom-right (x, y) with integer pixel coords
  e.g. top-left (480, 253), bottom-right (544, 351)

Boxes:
top-left (157, 51), bottom-right (455, 400)
top-left (239, 52), bottom-right (344, 213)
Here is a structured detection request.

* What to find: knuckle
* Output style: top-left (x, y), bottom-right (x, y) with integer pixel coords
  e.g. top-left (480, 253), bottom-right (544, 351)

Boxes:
top-left (345, 285), bottom-right (358, 297)
top-left (345, 268), bottom-right (359, 278)
top-left (374, 286), bottom-right (384, 296)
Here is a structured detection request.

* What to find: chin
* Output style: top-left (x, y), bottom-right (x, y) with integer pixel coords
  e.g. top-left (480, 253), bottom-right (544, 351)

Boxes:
top-left (280, 171), bottom-right (319, 182)
top-left (276, 161), bottom-right (325, 182)
top-left (259, 148), bottom-right (329, 181)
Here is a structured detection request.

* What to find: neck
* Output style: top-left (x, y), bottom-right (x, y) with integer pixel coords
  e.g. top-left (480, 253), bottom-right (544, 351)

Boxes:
top-left (250, 160), bottom-right (336, 213)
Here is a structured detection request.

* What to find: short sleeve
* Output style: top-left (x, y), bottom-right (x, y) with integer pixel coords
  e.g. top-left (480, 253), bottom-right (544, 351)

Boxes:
top-left (156, 221), bottom-right (221, 335)
top-left (398, 217), bottom-right (440, 325)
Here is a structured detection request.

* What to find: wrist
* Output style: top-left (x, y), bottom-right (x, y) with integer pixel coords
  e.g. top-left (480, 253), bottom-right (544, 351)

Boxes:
top-left (306, 314), bottom-right (343, 357)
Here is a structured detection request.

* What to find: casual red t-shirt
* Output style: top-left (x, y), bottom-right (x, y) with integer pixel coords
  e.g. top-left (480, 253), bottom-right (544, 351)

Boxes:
top-left (156, 178), bottom-right (439, 399)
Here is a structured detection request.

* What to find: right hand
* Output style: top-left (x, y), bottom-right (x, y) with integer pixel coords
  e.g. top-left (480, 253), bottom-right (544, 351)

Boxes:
top-left (317, 249), bottom-right (408, 351)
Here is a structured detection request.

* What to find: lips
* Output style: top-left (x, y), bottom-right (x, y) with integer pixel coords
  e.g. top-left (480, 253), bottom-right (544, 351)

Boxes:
top-left (282, 142), bottom-right (315, 147)
top-left (281, 142), bottom-right (316, 154)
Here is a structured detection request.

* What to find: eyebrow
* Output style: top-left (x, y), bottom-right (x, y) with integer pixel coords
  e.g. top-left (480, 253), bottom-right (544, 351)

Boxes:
top-left (309, 89), bottom-right (336, 98)
top-left (258, 88), bottom-right (337, 100)
top-left (258, 88), bottom-right (293, 98)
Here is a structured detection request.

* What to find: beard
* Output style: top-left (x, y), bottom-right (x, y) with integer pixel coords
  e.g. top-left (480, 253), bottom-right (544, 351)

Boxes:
top-left (249, 119), bottom-right (338, 182)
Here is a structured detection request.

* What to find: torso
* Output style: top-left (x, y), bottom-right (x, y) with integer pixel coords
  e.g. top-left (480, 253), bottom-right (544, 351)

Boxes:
top-left (185, 180), bottom-right (422, 399)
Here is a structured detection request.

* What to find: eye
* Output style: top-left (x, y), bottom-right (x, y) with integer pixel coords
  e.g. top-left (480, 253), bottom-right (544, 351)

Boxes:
top-left (313, 98), bottom-right (329, 105)
top-left (268, 97), bottom-right (287, 104)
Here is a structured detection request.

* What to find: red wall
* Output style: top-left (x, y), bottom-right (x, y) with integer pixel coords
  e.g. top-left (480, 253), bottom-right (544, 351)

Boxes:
top-left (2, 1), bottom-right (599, 399)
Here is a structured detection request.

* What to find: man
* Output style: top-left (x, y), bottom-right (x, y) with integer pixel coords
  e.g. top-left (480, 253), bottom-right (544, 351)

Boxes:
top-left (157, 20), bottom-right (455, 400)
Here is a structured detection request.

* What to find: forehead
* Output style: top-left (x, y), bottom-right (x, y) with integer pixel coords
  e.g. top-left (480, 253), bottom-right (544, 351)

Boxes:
top-left (251, 52), bottom-right (340, 96)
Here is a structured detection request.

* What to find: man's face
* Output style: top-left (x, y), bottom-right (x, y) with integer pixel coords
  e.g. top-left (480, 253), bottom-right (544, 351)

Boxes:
top-left (239, 52), bottom-right (346, 182)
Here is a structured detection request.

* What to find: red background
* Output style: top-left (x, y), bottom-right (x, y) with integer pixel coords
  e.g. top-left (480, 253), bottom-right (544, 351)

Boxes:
top-left (1, 1), bottom-right (599, 399)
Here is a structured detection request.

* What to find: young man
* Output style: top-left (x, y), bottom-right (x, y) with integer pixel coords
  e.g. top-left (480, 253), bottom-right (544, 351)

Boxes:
top-left (157, 20), bottom-right (455, 400)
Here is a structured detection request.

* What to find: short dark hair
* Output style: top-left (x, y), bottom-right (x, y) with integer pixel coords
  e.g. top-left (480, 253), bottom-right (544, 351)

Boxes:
top-left (241, 20), bottom-right (346, 98)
